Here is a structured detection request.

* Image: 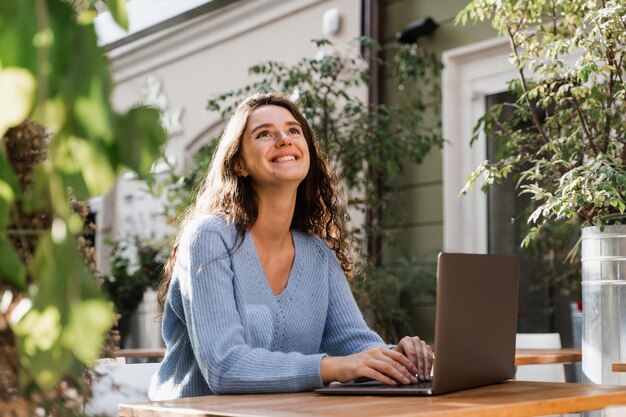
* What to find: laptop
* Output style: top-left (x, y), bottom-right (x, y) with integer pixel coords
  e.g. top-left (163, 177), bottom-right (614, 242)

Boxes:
top-left (315, 252), bottom-right (520, 395)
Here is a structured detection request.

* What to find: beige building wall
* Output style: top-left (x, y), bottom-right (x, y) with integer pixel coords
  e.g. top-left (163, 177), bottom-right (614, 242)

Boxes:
top-left (97, 0), bottom-right (363, 273)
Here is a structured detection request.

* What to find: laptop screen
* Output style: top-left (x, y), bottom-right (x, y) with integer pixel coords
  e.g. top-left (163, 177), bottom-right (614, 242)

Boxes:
top-left (431, 252), bottom-right (519, 394)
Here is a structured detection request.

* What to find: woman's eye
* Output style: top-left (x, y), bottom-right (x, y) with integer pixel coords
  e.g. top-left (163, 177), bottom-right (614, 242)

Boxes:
top-left (256, 130), bottom-right (271, 138)
top-left (289, 128), bottom-right (301, 135)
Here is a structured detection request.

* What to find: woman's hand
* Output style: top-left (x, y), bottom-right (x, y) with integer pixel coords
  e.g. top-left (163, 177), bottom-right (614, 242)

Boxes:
top-left (392, 336), bottom-right (433, 381)
top-left (321, 346), bottom-right (418, 385)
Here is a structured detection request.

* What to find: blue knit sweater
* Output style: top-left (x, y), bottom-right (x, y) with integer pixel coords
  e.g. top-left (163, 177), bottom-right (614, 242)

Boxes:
top-left (148, 215), bottom-right (385, 400)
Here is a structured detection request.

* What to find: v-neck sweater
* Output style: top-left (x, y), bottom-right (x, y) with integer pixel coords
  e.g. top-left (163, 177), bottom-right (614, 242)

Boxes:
top-left (149, 215), bottom-right (386, 399)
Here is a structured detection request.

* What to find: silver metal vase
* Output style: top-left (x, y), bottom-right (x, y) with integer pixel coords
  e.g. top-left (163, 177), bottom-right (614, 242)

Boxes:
top-left (581, 225), bottom-right (626, 384)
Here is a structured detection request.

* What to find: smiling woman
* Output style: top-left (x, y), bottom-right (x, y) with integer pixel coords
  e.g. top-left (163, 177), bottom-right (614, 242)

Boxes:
top-left (149, 92), bottom-right (433, 400)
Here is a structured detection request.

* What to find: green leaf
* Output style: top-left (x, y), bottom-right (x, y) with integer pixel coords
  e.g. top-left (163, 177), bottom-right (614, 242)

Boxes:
top-left (30, 234), bottom-right (101, 312)
top-left (0, 1), bottom-right (38, 72)
top-left (64, 136), bottom-right (116, 197)
top-left (0, 182), bottom-right (12, 230)
top-left (312, 38), bottom-right (332, 47)
top-left (18, 341), bottom-right (74, 391)
top-left (578, 62), bottom-right (598, 83)
top-left (14, 306), bottom-right (75, 390)
top-left (14, 306), bottom-right (62, 355)
top-left (0, 68), bottom-right (36, 137)
top-left (62, 299), bottom-right (114, 364)
top-left (0, 235), bottom-right (26, 290)
top-left (0, 148), bottom-right (21, 229)
top-left (106, 0), bottom-right (129, 30)
top-left (72, 82), bottom-right (114, 143)
top-left (115, 106), bottom-right (167, 179)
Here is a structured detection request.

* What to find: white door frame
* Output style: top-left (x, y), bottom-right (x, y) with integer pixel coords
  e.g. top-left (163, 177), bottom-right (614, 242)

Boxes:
top-left (441, 37), bottom-right (515, 253)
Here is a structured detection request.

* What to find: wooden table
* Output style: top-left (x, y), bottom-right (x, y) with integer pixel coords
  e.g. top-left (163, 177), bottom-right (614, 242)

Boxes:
top-left (515, 348), bottom-right (582, 366)
top-left (119, 380), bottom-right (626, 417)
top-left (613, 363), bottom-right (626, 372)
top-left (112, 349), bottom-right (165, 359)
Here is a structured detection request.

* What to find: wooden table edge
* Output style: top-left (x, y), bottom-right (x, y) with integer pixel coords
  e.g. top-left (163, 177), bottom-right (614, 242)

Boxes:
top-left (117, 381), bottom-right (626, 417)
top-left (613, 363), bottom-right (626, 372)
top-left (515, 348), bottom-right (582, 366)
top-left (109, 349), bottom-right (165, 359)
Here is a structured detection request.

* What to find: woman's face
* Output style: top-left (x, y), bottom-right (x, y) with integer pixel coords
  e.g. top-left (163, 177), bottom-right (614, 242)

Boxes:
top-left (238, 105), bottom-right (310, 190)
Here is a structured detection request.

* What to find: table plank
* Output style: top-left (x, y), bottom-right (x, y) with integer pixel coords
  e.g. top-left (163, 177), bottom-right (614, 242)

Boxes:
top-left (515, 348), bottom-right (581, 366)
top-left (112, 349), bottom-right (165, 359)
top-left (119, 381), bottom-right (626, 417)
top-left (613, 363), bottom-right (626, 372)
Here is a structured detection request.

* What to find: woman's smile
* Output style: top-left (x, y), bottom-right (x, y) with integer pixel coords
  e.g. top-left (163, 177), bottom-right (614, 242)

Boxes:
top-left (272, 153), bottom-right (298, 163)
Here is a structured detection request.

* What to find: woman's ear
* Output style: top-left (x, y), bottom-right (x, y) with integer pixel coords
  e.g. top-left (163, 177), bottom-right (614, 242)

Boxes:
top-left (234, 159), bottom-right (249, 177)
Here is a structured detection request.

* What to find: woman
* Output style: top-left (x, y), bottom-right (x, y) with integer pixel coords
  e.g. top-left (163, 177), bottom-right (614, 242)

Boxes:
top-left (149, 92), bottom-right (433, 400)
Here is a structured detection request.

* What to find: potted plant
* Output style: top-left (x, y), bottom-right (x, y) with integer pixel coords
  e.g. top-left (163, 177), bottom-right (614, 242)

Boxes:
top-left (102, 238), bottom-right (167, 348)
top-left (457, 0), bottom-right (626, 384)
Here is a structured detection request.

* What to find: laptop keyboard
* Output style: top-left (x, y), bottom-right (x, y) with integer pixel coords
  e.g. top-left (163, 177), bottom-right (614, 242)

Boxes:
top-left (349, 379), bottom-right (433, 390)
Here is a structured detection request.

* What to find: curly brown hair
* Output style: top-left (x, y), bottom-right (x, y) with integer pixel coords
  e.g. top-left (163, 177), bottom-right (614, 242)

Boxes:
top-left (157, 92), bottom-right (354, 312)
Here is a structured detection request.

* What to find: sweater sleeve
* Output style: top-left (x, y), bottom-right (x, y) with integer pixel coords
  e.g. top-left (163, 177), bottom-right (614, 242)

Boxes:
top-left (178, 221), bottom-right (325, 394)
top-left (319, 248), bottom-right (387, 356)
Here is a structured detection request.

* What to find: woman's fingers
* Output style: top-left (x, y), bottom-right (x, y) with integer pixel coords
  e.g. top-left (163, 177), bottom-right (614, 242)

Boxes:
top-left (362, 367), bottom-right (397, 386)
top-left (359, 347), bottom-right (417, 385)
top-left (423, 341), bottom-right (434, 379)
top-left (367, 355), bottom-right (414, 385)
top-left (414, 338), bottom-right (428, 380)
top-left (397, 336), bottom-right (419, 372)
top-left (385, 348), bottom-right (418, 377)
top-left (397, 336), bottom-right (434, 381)
top-left (324, 345), bottom-right (426, 385)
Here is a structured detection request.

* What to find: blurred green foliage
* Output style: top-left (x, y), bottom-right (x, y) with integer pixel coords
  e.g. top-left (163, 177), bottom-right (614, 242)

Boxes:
top-left (0, 0), bottom-right (166, 411)
top-left (353, 259), bottom-right (437, 342)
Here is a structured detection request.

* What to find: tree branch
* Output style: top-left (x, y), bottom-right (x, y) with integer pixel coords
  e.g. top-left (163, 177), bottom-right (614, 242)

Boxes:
top-left (507, 27), bottom-right (552, 144)
top-left (550, 0), bottom-right (558, 36)
top-left (570, 94), bottom-right (598, 154)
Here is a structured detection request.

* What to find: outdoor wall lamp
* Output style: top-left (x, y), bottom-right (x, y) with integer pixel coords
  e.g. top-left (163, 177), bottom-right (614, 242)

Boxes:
top-left (396, 17), bottom-right (438, 43)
